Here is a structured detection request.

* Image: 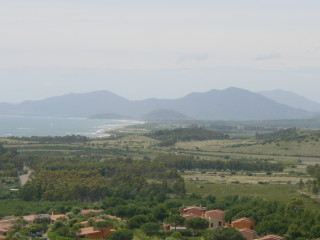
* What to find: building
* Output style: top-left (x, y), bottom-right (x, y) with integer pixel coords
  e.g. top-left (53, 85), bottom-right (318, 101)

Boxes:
top-left (257, 234), bottom-right (286, 240)
top-left (180, 206), bottom-right (206, 218)
top-left (50, 214), bottom-right (67, 223)
top-left (230, 217), bottom-right (255, 230)
top-left (238, 228), bottom-right (257, 240)
top-left (81, 209), bottom-right (104, 216)
top-left (22, 214), bottom-right (49, 224)
top-left (0, 219), bottom-right (15, 239)
top-left (204, 209), bottom-right (225, 229)
top-left (77, 227), bottom-right (116, 239)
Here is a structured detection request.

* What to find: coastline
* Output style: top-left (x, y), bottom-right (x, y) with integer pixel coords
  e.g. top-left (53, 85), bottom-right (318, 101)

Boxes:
top-left (0, 115), bottom-right (144, 138)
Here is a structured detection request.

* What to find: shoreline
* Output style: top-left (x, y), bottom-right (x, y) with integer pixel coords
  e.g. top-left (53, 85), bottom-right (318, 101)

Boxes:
top-left (0, 115), bottom-right (145, 138)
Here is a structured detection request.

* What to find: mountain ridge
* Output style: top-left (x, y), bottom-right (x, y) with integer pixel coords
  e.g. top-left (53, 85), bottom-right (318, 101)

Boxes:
top-left (259, 89), bottom-right (320, 113)
top-left (0, 88), bottom-right (314, 121)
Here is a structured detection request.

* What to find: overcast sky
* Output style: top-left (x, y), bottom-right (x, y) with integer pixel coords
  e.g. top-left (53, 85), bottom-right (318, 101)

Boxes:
top-left (0, 0), bottom-right (320, 103)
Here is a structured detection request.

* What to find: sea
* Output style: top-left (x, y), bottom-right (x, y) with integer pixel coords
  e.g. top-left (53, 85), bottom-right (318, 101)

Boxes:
top-left (0, 115), bottom-right (142, 138)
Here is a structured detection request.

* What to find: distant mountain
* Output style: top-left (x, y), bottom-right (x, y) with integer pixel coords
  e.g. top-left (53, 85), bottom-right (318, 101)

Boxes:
top-left (259, 90), bottom-right (320, 113)
top-left (142, 109), bottom-right (191, 121)
top-left (0, 90), bottom-right (132, 117)
top-left (0, 88), bottom-right (314, 121)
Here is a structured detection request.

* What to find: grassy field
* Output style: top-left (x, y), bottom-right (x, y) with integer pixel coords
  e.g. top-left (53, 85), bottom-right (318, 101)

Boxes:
top-left (185, 181), bottom-right (319, 209)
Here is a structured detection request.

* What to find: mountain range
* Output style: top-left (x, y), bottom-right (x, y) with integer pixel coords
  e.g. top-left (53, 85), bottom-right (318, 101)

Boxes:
top-left (0, 87), bottom-right (317, 121)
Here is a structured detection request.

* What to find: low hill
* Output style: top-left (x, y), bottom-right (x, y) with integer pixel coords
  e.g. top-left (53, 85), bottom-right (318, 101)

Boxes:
top-left (142, 109), bottom-right (191, 121)
top-left (148, 127), bottom-right (229, 146)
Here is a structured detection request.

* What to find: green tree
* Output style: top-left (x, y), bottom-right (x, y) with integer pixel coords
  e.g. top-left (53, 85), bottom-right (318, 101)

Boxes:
top-left (164, 215), bottom-right (185, 231)
top-left (94, 220), bottom-right (114, 239)
top-left (140, 222), bottom-right (161, 236)
top-left (152, 204), bottom-right (169, 221)
top-left (109, 229), bottom-right (133, 240)
top-left (205, 228), bottom-right (246, 240)
top-left (286, 198), bottom-right (304, 218)
top-left (127, 215), bottom-right (148, 229)
top-left (185, 218), bottom-right (209, 235)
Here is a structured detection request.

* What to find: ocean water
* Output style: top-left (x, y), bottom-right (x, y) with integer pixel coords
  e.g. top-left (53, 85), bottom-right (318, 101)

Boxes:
top-left (0, 115), bottom-right (140, 137)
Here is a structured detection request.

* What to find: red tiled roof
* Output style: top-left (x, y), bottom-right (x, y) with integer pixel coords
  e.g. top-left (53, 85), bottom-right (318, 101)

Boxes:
top-left (50, 214), bottom-right (67, 221)
top-left (258, 234), bottom-right (285, 240)
top-left (238, 228), bottom-right (256, 234)
top-left (184, 206), bottom-right (206, 211)
top-left (182, 213), bottom-right (201, 219)
top-left (206, 209), bottom-right (225, 214)
top-left (78, 227), bottom-right (100, 236)
top-left (232, 217), bottom-right (255, 224)
top-left (81, 209), bottom-right (103, 215)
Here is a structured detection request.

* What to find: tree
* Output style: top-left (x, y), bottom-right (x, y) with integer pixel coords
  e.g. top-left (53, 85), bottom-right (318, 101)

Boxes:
top-left (152, 204), bottom-right (169, 221)
top-left (205, 228), bottom-right (246, 240)
top-left (109, 229), bottom-right (133, 240)
top-left (94, 221), bottom-right (114, 239)
top-left (127, 215), bottom-right (148, 229)
top-left (164, 215), bottom-right (185, 230)
top-left (140, 222), bottom-right (161, 236)
top-left (185, 218), bottom-right (209, 235)
top-left (286, 198), bottom-right (304, 218)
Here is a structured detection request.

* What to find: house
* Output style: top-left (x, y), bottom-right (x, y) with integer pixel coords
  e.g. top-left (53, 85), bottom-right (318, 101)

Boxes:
top-left (81, 209), bottom-right (104, 216)
top-left (105, 215), bottom-right (122, 221)
top-left (257, 234), bottom-right (286, 240)
top-left (204, 209), bottom-right (225, 229)
top-left (77, 227), bottom-right (116, 239)
top-left (230, 217), bottom-right (255, 229)
top-left (238, 228), bottom-right (257, 240)
top-left (180, 206), bottom-right (206, 218)
top-left (50, 214), bottom-right (67, 223)
top-left (0, 219), bottom-right (15, 238)
top-left (181, 213), bottom-right (202, 220)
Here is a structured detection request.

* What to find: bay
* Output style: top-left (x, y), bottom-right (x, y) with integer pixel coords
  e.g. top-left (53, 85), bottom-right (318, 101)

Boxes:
top-left (0, 115), bottom-right (141, 137)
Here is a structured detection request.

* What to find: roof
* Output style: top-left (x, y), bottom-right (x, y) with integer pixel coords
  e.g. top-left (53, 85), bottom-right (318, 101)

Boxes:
top-left (50, 214), bottom-right (67, 221)
top-left (106, 215), bottom-right (122, 221)
top-left (206, 209), bottom-right (225, 214)
top-left (0, 226), bottom-right (12, 234)
top-left (78, 227), bottom-right (100, 236)
top-left (182, 213), bottom-right (201, 219)
top-left (184, 206), bottom-right (206, 211)
top-left (238, 228), bottom-right (257, 234)
top-left (81, 209), bottom-right (104, 215)
top-left (232, 217), bottom-right (255, 224)
top-left (23, 215), bottom-right (37, 222)
top-left (258, 234), bottom-right (285, 240)
top-left (0, 219), bottom-right (14, 227)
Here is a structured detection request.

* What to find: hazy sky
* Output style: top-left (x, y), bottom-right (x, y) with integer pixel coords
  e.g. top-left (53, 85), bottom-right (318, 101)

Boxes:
top-left (1, 0), bottom-right (320, 103)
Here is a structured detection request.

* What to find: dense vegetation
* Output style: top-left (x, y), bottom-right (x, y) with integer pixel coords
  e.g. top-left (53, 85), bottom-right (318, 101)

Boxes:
top-left (19, 157), bottom-right (185, 201)
top-left (255, 128), bottom-right (299, 141)
top-left (1, 122), bottom-right (320, 240)
top-left (0, 143), bottom-right (23, 177)
top-left (148, 127), bottom-right (229, 146)
top-left (155, 154), bottom-right (284, 172)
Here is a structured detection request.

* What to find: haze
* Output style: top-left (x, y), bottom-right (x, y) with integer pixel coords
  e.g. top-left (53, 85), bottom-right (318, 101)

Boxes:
top-left (0, 0), bottom-right (320, 103)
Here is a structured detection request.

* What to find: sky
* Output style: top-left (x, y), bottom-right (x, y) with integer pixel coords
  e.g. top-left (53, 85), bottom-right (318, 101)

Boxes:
top-left (0, 0), bottom-right (320, 103)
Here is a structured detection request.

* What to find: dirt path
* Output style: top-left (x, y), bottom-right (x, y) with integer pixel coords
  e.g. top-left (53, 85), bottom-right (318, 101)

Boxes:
top-left (19, 167), bottom-right (32, 186)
